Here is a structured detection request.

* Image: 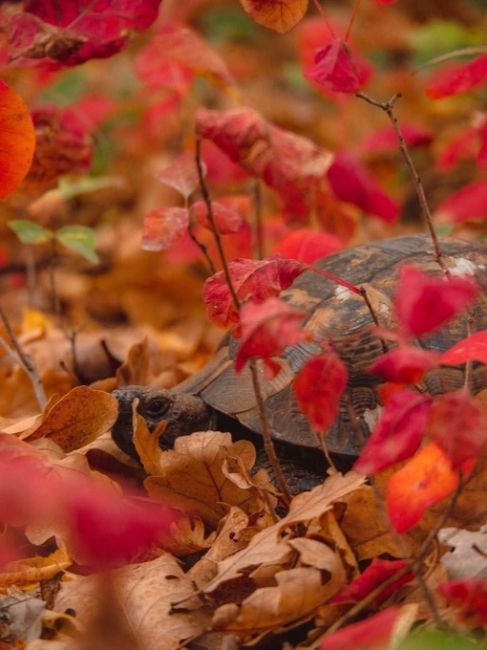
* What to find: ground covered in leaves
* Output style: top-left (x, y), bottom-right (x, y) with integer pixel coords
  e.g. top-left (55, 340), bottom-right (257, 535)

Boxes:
top-left (0, 0), bottom-right (487, 648)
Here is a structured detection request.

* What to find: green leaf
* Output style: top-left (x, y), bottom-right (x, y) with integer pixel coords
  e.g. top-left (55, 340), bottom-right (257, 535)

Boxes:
top-left (8, 220), bottom-right (53, 245)
top-left (58, 175), bottom-right (124, 200)
top-left (56, 226), bottom-right (99, 263)
top-left (396, 629), bottom-right (485, 650)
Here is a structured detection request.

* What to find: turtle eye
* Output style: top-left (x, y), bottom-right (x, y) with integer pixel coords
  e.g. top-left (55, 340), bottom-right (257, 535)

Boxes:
top-left (144, 397), bottom-right (170, 418)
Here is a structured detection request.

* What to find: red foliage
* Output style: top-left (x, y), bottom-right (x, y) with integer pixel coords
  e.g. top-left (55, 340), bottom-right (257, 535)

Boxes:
top-left (192, 200), bottom-right (246, 235)
top-left (386, 442), bottom-right (459, 533)
top-left (294, 352), bottom-right (348, 433)
top-left (394, 265), bottom-right (478, 338)
top-left (142, 207), bottom-right (189, 251)
top-left (438, 579), bottom-right (487, 625)
top-left (426, 53), bottom-right (487, 100)
top-left (320, 607), bottom-right (399, 650)
top-left (440, 329), bottom-right (487, 365)
top-left (332, 559), bottom-right (413, 605)
top-left (436, 178), bottom-right (487, 223)
top-left (354, 390), bottom-right (432, 475)
top-left (235, 297), bottom-right (307, 376)
top-left (427, 390), bottom-right (487, 467)
top-left (0, 80), bottom-right (35, 199)
top-left (273, 229), bottom-right (343, 264)
top-left (203, 257), bottom-right (304, 328)
top-left (196, 106), bottom-right (333, 221)
top-left (359, 123), bottom-right (433, 156)
top-left (156, 151), bottom-right (200, 200)
top-left (306, 39), bottom-right (362, 94)
top-left (368, 346), bottom-right (439, 384)
top-left (6, 0), bottom-right (162, 66)
top-left (327, 152), bottom-right (400, 222)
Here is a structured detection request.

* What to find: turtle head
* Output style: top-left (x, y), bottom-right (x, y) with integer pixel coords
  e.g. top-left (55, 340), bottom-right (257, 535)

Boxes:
top-left (111, 385), bottom-right (214, 459)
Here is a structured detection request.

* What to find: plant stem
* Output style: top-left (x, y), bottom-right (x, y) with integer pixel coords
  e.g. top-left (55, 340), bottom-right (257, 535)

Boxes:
top-left (360, 286), bottom-right (389, 353)
top-left (355, 92), bottom-right (449, 277)
top-left (252, 180), bottom-right (264, 260)
top-left (0, 306), bottom-right (46, 408)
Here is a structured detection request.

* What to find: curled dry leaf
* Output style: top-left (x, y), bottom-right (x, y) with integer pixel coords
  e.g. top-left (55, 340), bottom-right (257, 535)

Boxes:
top-left (144, 430), bottom-right (275, 527)
top-left (0, 549), bottom-right (70, 588)
top-left (55, 554), bottom-right (209, 650)
top-left (26, 386), bottom-right (118, 452)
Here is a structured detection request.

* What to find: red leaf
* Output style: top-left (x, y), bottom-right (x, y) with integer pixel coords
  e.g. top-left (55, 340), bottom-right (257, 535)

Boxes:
top-left (156, 151), bottom-right (201, 200)
top-left (426, 53), bottom-right (487, 100)
top-left (327, 152), bottom-right (400, 223)
top-left (192, 200), bottom-right (245, 235)
top-left (142, 207), bottom-right (189, 251)
top-left (386, 442), bottom-right (459, 533)
top-left (135, 23), bottom-right (233, 91)
top-left (203, 257), bottom-right (304, 328)
top-left (332, 559), bottom-right (413, 605)
top-left (394, 265), bottom-right (478, 338)
top-left (239, 0), bottom-right (308, 34)
top-left (235, 298), bottom-right (307, 375)
top-left (436, 178), bottom-right (487, 223)
top-left (320, 607), bottom-right (399, 650)
top-left (196, 106), bottom-right (333, 221)
top-left (273, 228), bottom-right (343, 264)
top-left (354, 390), bottom-right (432, 475)
top-left (359, 123), bottom-right (433, 156)
top-left (0, 81), bottom-right (35, 199)
top-left (427, 390), bottom-right (487, 467)
top-left (306, 39), bottom-right (362, 94)
top-left (438, 579), bottom-right (487, 625)
top-left (436, 126), bottom-right (478, 171)
top-left (202, 141), bottom-right (248, 185)
top-left (294, 352), bottom-right (348, 433)
top-left (440, 329), bottom-right (487, 365)
top-left (368, 346), bottom-right (439, 384)
top-left (8, 0), bottom-right (162, 66)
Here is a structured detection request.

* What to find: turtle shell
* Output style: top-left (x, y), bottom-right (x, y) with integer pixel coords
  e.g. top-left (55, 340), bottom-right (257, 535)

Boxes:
top-left (178, 234), bottom-right (487, 456)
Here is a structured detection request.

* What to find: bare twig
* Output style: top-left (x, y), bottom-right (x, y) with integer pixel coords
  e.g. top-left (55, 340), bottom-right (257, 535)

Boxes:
top-left (48, 238), bottom-right (62, 318)
top-left (0, 306), bottom-right (47, 408)
top-left (188, 219), bottom-right (216, 275)
top-left (360, 286), bottom-right (389, 353)
top-left (355, 92), bottom-right (449, 277)
top-left (195, 134), bottom-right (291, 504)
top-left (252, 180), bottom-right (264, 260)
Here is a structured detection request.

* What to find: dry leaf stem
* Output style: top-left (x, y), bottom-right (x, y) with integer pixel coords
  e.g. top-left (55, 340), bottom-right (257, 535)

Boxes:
top-left (195, 134), bottom-right (291, 505)
top-left (0, 306), bottom-right (47, 408)
top-left (356, 92), bottom-right (449, 277)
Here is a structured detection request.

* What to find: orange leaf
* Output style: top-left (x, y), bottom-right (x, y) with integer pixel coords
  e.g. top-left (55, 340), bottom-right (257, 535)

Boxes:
top-left (240, 0), bottom-right (308, 34)
top-left (387, 442), bottom-right (459, 533)
top-left (0, 81), bottom-right (35, 199)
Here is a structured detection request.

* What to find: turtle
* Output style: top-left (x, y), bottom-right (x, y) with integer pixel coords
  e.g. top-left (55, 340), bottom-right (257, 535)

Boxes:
top-left (112, 234), bottom-right (487, 490)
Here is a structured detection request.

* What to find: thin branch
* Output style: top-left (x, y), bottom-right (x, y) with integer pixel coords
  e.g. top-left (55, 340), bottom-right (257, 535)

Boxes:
top-left (195, 134), bottom-right (291, 505)
top-left (188, 219), bottom-right (216, 275)
top-left (0, 306), bottom-right (47, 408)
top-left (360, 287), bottom-right (389, 353)
top-left (355, 92), bottom-right (449, 277)
top-left (252, 180), bottom-right (264, 260)
top-left (345, 0), bottom-right (362, 43)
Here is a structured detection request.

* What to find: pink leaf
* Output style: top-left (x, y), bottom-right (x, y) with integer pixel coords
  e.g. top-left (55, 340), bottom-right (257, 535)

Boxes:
top-left (368, 346), bottom-right (439, 384)
top-left (436, 178), bottom-right (487, 223)
top-left (327, 152), bottom-right (399, 223)
top-left (294, 352), bottom-right (348, 433)
top-left (438, 579), bottom-right (487, 625)
top-left (320, 607), bottom-right (399, 650)
top-left (426, 53), bottom-right (487, 100)
top-left (440, 330), bottom-right (487, 365)
top-left (354, 389), bottom-right (432, 475)
top-left (142, 207), bottom-right (189, 251)
top-left (192, 200), bottom-right (245, 235)
top-left (394, 265), bottom-right (478, 338)
top-left (332, 559), bottom-right (413, 605)
top-left (156, 151), bottom-right (202, 200)
top-left (235, 298), bottom-right (307, 375)
top-left (306, 39), bottom-right (361, 94)
top-left (273, 228), bottom-right (343, 264)
top-left (359, 123), bottom-right (433, 156)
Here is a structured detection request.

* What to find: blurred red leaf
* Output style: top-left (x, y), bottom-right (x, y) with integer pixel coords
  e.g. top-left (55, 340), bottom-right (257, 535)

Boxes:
top-left (386, 442), bottom-right (459, 533)
top-left (239, 0), bottom-right (308, 34)
top-left (332, 559), bottom-right (413, 605)
top-left (0, 81), bottom-right (35, 199)
top-left (354, 390), bottom-right (432, 475)
top-left (235, 297), bottom-right (307, 375)
top-left (394, 265), bottom-right (478, 338)
top-left (306, 39), bottom-right (361, 94)
top-left (359, 123), bottom-right (433, 156)
top-left (156, 151), bottom-right (201, 200)
top-left (436, 178), bottom-right (487, 223)
top-left (320, 607), bottom-right (399, 650)
top-left (294, 352), bottom-right (347, 433)
top-left (192, 200), bottom-right (245, 235)
top-left (426, 53), bottom-right (487, 100)
top-left (196, 106), bottom-right (333, 221)
top-left (273, 228), bottom-right (343, 264)
top-left (142, 207), bottom-right (189, 251)
top-left (438, 579), bottom-right (487, 625)
top-left (65, 94), bottom-right (117, 132)
top-left (7, 0), bottom-right (162, 66)
top-left (368, 346), bottom-right (439, 384)
top-left (203, 257), bottom-right (304, 328)
top-left (436, 126), bottom-right (478, 171)
top-left (135, 23), bottom-right (233, 91)
top-left (440, 329), bottom-right (487, 365)
top-left (427, 390), bottom-right (487, 467)
top-left (327, 152), bottom-right (400, 223)
top-left (202, 140), bottom-right (248, 185)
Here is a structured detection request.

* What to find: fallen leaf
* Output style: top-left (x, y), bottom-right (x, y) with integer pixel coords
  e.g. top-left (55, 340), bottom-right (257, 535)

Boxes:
top-left (0, 549), bottom-right (70, 588)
